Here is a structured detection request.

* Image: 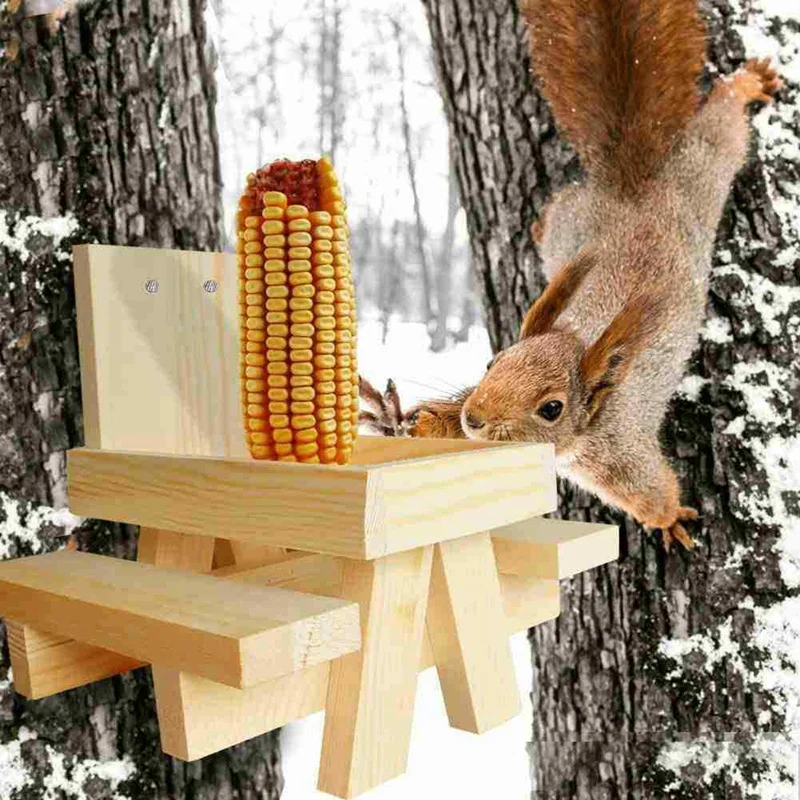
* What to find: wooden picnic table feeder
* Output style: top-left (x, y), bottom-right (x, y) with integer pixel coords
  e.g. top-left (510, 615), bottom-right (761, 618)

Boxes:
top-left (0, 245), bottom-right (618, 798)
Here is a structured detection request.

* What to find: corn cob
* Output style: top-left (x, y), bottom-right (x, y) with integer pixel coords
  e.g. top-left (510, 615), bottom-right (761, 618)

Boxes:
top-left (236, 157), bottom-right (359, 465)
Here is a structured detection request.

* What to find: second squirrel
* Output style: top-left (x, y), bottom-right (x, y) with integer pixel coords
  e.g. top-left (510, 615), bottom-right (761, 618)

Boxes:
top-left (360, 0), bottom-right (780, 551)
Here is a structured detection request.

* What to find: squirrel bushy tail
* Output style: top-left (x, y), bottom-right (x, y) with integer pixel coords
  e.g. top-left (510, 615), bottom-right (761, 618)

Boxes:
top-left (522, 0), bottom-right (705, 192)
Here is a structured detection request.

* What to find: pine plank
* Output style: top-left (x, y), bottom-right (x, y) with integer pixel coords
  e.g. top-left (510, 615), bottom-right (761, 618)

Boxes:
top-left (492, 517), bottom-right (619, 578)
top-left (426, 533), bottom-right (521, 734)
top-left (5, 620), bottom-right (143, 699)
top-left (0, 549), bottom-right (360, 688)
top-left (72, 244), bottom-right (245, 457)
top-left (66, 440), bottom-right (556, 559)
top-left (318, 547), bottom-right (434, 799)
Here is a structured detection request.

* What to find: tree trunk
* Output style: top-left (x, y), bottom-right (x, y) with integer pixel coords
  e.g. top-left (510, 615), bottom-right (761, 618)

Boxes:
top-left (0, 2), bottom-right (283, 798)
top-left (430, 146), bottom-right (460, 353)
top-left (422, 0), bottom-right (799, 798)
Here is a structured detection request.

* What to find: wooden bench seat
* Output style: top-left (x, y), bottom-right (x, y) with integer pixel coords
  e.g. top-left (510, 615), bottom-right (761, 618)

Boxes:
top-left (0, 550), bottom-right (360, 689)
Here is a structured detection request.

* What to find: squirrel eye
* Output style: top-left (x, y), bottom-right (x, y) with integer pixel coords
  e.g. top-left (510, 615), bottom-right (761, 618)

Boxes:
top-left (537, 399), bottom-right (564, 422)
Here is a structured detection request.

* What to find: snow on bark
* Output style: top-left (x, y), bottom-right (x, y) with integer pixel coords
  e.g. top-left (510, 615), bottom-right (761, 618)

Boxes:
top-left (654, 1), bottom-right (800, 796)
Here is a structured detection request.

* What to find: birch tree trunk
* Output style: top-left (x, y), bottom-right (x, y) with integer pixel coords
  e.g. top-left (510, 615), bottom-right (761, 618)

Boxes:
top-left (0, 2), bottom-right (283, 797)
top-left (422, 0), bottom-right (800, 797)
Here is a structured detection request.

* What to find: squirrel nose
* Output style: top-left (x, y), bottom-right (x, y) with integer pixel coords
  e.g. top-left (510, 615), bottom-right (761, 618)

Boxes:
top-left (464, 410), bottom-right (486, 431)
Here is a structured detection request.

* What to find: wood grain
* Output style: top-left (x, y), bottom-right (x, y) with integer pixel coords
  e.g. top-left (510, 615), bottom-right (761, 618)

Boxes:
top-left (0, 549), bottom-right (360, 688)
top-left (318, 547), bottom-right (434, 799)
top-left (67, 440), bottom-right (556, 559)
top-left (156, 551), bottom-right (561, 761)
top-left (5, 620), bottom-right (144, 700)
top-left (72, 244), bottom-right (245, 457)
top-left (426, 533), bottom-right (520, 733)
top-left (492, 517), bottom-right (619, 579)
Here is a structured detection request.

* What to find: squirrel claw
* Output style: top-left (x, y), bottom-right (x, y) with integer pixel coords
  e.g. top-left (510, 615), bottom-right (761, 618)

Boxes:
top-left (659, 507), bottom-right (699, 552)
top-left (732, 58), bottom-right (782, 105)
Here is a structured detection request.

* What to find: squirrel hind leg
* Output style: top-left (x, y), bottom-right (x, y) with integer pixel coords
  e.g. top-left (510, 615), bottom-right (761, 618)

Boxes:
top-left (721, 59), bottom-right (782, 106)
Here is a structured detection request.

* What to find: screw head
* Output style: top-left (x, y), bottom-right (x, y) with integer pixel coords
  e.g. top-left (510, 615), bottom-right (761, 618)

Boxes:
top-left (144, 279), bottom-right (159, 294)
top-left (203, 280), bottom-right (218, 293)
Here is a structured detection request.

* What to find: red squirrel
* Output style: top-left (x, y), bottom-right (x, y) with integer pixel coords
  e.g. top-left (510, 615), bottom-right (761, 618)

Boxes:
top-left (360, 0), bottom-right (781, 551)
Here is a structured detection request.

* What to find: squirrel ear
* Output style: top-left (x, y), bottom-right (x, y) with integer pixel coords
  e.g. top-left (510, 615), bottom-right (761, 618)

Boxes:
top-left (519, 248), bottom-right (596, 341)
top-left (580, 292), bottom-right (664, 422)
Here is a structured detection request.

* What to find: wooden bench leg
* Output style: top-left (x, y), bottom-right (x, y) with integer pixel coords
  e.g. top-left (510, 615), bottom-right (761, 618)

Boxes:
top-left (137, 527), bottom-right (216, 753)
top-left (427, 531), bottom-right (521, 733)
top-left (318, 545), bottom-right (434, 799)
top-left (6, 620), bottom-right (143, 699)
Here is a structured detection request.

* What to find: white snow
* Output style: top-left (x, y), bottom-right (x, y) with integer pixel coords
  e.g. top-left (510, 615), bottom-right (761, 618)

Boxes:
top-left (0, 727), bottom-right (38, 799)
top-left (724, 360), bottom-right (791, 428)
top-left (0, 492), bottom-right (84, 560)
top-left (281, 633), bottom-right (534, 800)
top-left (701, 314), bottom-right (733, 343)
top-left (0, 724), bottom-right (135, 800)
top-left (41, 750), bottom-right (135, 800)
top-left (657, 739), bottom-right (796, 799)
top-left (676, 374), bottom-right (708, 400)
top-left (0, 212), bottom-right (79, 262)
top-left (714, 263), bottom-right (800, 339)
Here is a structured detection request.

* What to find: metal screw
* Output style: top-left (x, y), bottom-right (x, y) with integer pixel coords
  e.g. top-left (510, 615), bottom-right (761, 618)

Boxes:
top-left (203, 280), bottom-right (218, 293)
top-left (144, 279), bottom-right (159, 294)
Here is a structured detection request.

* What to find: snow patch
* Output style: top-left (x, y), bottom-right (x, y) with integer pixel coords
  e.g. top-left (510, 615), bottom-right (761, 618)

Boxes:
top-left (0, 492), bottom-right (84, 560)
top-left (0, 728), bottom-right (39, 798)
top-left (724, 360), bottom-right (792, 428)
top-left (676, 374), bottom-right (708, 400)
top-left (657, 739), bottom-right (796, 799)
top-left (714, 264), bottom-right (800, 339)
top-left (658, 618), bottom-right (744, 680)
top-left (701, 314), bottom-right (733, 343)
top-left (0, 212), bottom-right (79, 262)
top-left (42, 750), bottom-right (135, 800)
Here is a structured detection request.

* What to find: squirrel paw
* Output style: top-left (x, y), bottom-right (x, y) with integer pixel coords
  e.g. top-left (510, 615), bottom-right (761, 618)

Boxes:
top-left (729, 58), bottom-right (782, 105)
top-left (661, 507), bottom-right (699, 553)
top-left (358, 375), bottom-right (414, 437)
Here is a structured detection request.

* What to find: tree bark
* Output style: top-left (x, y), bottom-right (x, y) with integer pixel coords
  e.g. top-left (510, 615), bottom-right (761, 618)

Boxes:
top-left (0, 2), bottom-right (282, 798)
top-left (430, 146), bottom-right (460, 352)
top-left (422, 0), bottom-right (799, 798)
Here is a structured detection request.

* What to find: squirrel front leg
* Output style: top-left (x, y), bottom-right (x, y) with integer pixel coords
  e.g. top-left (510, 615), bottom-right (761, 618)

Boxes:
top-left (575, 442), bottom-right (698, 551)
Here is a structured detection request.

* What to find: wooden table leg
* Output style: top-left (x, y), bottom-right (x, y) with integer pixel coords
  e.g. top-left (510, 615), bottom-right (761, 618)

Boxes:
top-left (318, 545), bottom-right (434, 799)
top-left (137, 527), bottom-right (216, 753)
top-left (427, 531), bottom-right (521, 733)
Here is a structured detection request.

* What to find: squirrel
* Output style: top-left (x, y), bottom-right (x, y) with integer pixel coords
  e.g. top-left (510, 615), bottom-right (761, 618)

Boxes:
top-left (359, 0), bottom-right (781, 551)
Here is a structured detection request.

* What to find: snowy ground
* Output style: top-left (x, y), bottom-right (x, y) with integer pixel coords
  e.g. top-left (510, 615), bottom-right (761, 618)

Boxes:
top-left (280, 319), bottom-right (536, 799)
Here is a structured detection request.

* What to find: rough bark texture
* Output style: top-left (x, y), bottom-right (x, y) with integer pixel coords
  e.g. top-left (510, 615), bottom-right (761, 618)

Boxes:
top-left (0, 2), bottom-right (282, 798)
top-left (422, 0), bottom-right (799, 798)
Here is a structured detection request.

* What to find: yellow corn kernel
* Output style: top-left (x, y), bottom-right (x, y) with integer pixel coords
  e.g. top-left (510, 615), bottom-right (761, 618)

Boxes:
top-left (263, 191), bottom-right (288, 207)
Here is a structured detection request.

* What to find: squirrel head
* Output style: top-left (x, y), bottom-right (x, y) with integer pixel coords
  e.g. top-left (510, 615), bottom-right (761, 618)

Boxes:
top-left (461, 247), bottom-right (661, 451)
